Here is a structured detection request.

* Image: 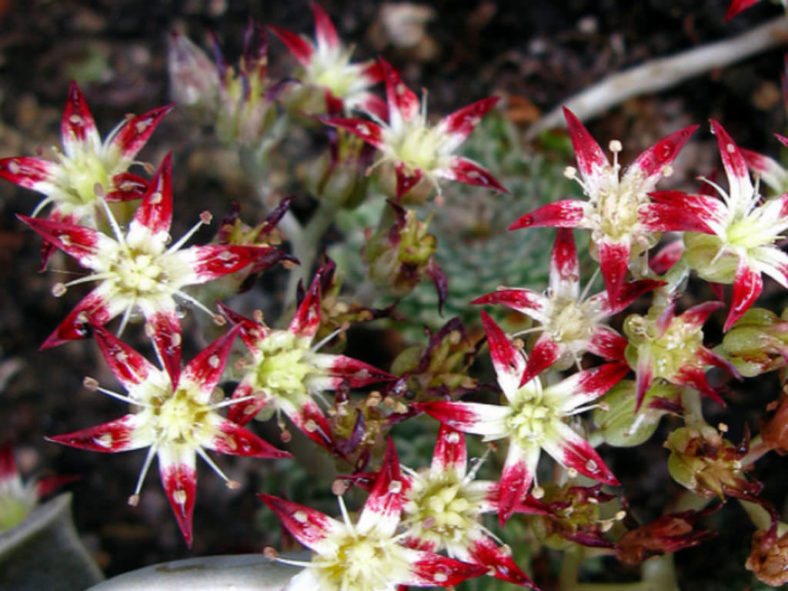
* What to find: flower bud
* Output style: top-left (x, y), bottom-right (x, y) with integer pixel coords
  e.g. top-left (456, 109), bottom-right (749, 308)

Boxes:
top-left (363, 201), bottom-right (438, 298)
top-left (721, 308), bottom-right (788, 377)
top-left (665, 424), bottom-right (762, 499)
top-left (683, 231), bottom-right (738, 284)
top-left (167, 31), bottom-right (221, 123)
top-left (746, 523), bottom-right (788, 586)
top-left (305, 132), bottom-right (375, 210)
top-left (594, 380), bottom-right (680, 447)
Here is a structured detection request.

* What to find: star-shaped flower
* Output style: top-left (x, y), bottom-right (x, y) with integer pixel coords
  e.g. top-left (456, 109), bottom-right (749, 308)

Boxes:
top-left (19, 155), bottom-right (288, 378)
top-left (398, 424), bottom-right (537, 587)
top-left (474, 228), bottom-right (661, 384)
top-left (418, 312), bottom-right (625, 523)
top-left (623, 300), bottom-right (740, 409)
top-left (510, 108), bottom-right (697, 301)
top-left (48, 323), bottom-right (290, 546)
top-left (269, 2), bottom-right (384, 116)
top-left (221, 267), bottom-right (394, 452)
top-left (324, 57), bottom-right (506, 199)
top-left (0, 82), bottom-right (171, 264)
top-left (675, 121), bottom-right (788, 330)
top-left (260, 438), bottom-right (487, 591)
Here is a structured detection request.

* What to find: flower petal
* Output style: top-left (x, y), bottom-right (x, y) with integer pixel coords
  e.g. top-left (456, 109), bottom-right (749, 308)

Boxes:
top-left (268, 26), bottom-right (314, 66)
top-left (282, 398), bottom-right (336, 452)
top-left (92, 323), bottom-right (159, 392)
top-left (710, 120), bottom-right (754, 210)
top-left (543, 421), bottom-right (619, 485)
top-left (130, 154), bottom-right (173, 237)
top-left (357, 438), bottom-right (404, 537)
top-left (466, 534), bottom-right (537, 588)
top-left (417, 401), bottom-right (509, 439)
top-left (681, 300), bottom-right (725, 331)
top-left (674, 365), bottom-right (725, 406)
top-left (310, 353), bottom-right (394, 387)
top-left (395, 162), bottom-right (423, 200)
top-left (430, 424), bottom-right (467, 478)
top-left (520, 334), bottom-right (562, 385)
top-left (725, 0), bottom-right (760, 21)
top-left (17, 214), bottom-right (116, 269)
top-left (472, 288), bottom-right (548, 323)
top-left (179, 245), bottom-right (286, 284)
top-left (440, 156), bottom-right (507, 193)
top-left (41, 283), bottom-right (126, 349)
top-left (322, 116), bottom-right (385, 149)
top-left (46, 414), bottom-right (149, 453)
top-left (509, 199), bottom-right (588, 230)
top-left (550, 228), bottom-right (580, 299)
top-left (259, 494), bottom-right (343, 554)
top-left (61, 82), bottom-right (101, 157)
top-left (586, 327), bottom-right (627, 361)
top-left (311, 1), bottom-right (339, 48)
top-left (158, 444), bottom-right (198, 547)
top-left (407, 548), bottom-right (488, 587)
top-left (217, 303), bottom-right (267, 353)
top-left (288, 271), bottom-right (322, 339)
top-left (726, 260), bottom-right (763, 332)
top-left (605, 279), bottom-right (664, 316)
top-left (380, 57), bottom-right (419, 124)
top-left (209, 419), bottom-right (291, 458)
top-left (498, 443), bottom-right (539, 524)
top-left (178, 326), bottom-right (240, 402)
top-left (481, 311), bottom-right (527, 399)
top-left (106, 172), bottom-right (149, 202)
top-left (108, 104), bottom-right (174, 169)
top-left (645, 191), bottom-right (726, 234)
top-left (563, 107), bottom-right (607, 182)
top-left (549, 361), bottom-right (629, 413)
top-left (597, 237), bottom-right (631, 302)
top-left (634, 345), bottom-right (654, 412)
top-left (144, 309), bottom-right (182, 386)
top-left (0, 156), bottom-right (58, 194)
top-left (629, 124), bottom-right (698, 184)
top-left (439, 97), bottom-right (500, 149)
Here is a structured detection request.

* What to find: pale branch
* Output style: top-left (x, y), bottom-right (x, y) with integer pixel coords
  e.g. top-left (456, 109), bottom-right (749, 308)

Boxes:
top-left (526, 15), bottom-right (788, 139)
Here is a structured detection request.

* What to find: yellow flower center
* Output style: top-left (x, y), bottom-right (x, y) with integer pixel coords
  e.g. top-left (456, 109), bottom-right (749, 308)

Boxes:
top-left (403, 472), bottom-right (479, 547)
top-left (151, 386), bottom-right (213, 446)
top-left (507, 386), bottom-right (556, 446)
top-left (252, 331), bottom-right (315, 400)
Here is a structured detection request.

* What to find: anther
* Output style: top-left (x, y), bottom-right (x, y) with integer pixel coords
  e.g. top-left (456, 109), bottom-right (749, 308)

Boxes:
top-left (83, 376), bottom-right (99, 390)
top-left (200, 210), bottom-right (213, 224)
top-left (609, 140), bottom-right (623, 153)
top-left (52, 283), bottom-right (67, 297)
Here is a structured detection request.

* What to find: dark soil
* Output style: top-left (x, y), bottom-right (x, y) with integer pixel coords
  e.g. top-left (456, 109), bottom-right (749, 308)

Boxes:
top-left (0, 0), bottom-right (786, 587)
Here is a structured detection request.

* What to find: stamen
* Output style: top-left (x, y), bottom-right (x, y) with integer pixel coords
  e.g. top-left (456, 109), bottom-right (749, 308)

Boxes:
top-left (195, 447), bottom-right (237, 487)
top-left (166, 213), bottom-right (211, 254)
top-left (116, 304), bottom-right (135, 337)
top-left (311, 326), bottom-right (345, 353)
top-left (97, 196), bottom-right (127, 249)
top-left (131, 446), bottom-right (158, 500)
top-left (336, 495), bottom-right (356, 535)
top-left (31, 195), bottom-right (56, 218)
top-left (95, 384), bottom-right (151, 407)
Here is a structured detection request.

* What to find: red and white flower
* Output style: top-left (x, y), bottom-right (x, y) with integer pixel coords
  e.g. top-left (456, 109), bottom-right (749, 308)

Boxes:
top-left (0, 82), bottom-right (171, 235)
top-left (398, 424), bottom-right (537, 587)
top-left (260, 438), bottom-right (486, 591)
top-left (677, 121), bottom-right (788, 330)
top-left (47, 324), bottom-right (290, 546)
top-left (269, 2), bottom-right (384, 115)
top-left (510, 108), bottom-right (698, 301)
top-left (623, 301), bottom-right (740, 410)
top-left (474, 228), bottom-right (661, 384)
top-left (418, 312), bottom-right (625, 523)
top-left (324, 58), bottom-right (506, 200)
top-left (18, 155), bottom-right (287, 377)
top-left (0, 442), bottom-right (76, 532)
top-left (221, 268), bottom-right (393, 451)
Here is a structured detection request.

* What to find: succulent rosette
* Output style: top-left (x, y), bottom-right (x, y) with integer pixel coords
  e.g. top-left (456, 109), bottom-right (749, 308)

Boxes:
top-left (47, 323), bottom-right (290, 546)
top-left (260, 439), bottom-right (486, 591)
top-left (418, 312), bottom-right (625, 523)
top-left (221, 267), bottom-right (394, 452)
top-left (18, 155), bottom-right (288, 378)
top-left (510, 107), bottom-right (698, 301)
top-left (324, 57), bottom-right (506, 200)
top-left (474, 228), bottom-right (661, 383)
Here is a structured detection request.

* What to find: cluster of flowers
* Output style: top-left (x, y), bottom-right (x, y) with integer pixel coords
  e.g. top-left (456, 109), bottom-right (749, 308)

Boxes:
top-left (1, 1), bottom-right (787, 589)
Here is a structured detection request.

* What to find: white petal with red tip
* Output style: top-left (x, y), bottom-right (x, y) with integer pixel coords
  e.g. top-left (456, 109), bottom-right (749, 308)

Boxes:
top-left (498, 443), bottom-right (539, 523)
top-left (726, 259), bottom-right (764, 332)
top-left (61, 82), bottom-right (101, 157)
top-left (260, 494), bottom-right (343, 554)
top-left (439, 97), bottom-right (499, 150)
top-left (158, 444), bottom-right (198, 546)
top-left (178, 327), bottom-right (239, 403)
top-left (481, 311), bottom-right (527, 399)
top-left (543, 421), bottom-right (618, 484)
top-left (93, 324), bottom-right (160, 393)
top-left (563, 107), bottom-right (607, 182)
top-left (430, 424), bottom-right (468, 478)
